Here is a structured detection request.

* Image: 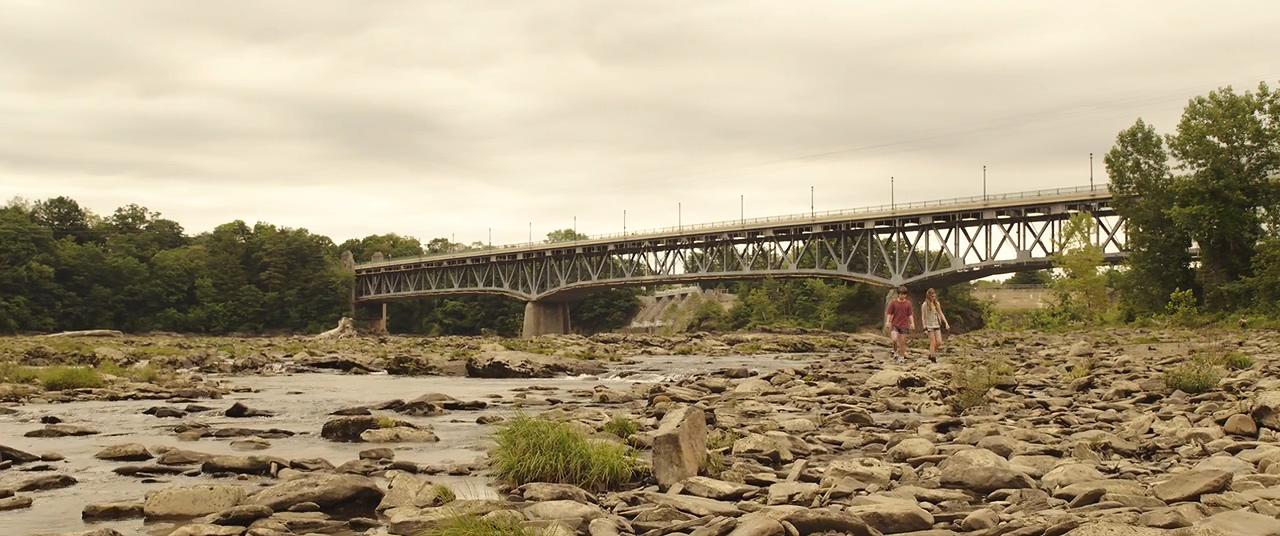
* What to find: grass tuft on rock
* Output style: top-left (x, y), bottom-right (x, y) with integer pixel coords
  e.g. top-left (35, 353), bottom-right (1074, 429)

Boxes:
top-left (1162, 360), bottom-right (1221, 394)
top-left (490, 414), bottom-right (639, 491)
top-left (603, 416), bottom-right (638, 438)
top-left (96, 359), bottom-right (163, 383)
top-left (419, 513), bottom-right (536, 536)
top-left (948, 357), bottom-right (1014, 411)
top-left (1218, 352), bottom-right (1254, 371)
top-left (430, 484), bottom-right (457, 504)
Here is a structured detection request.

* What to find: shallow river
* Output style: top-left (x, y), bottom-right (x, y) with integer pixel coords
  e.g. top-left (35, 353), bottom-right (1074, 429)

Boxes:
top-left (0, 354), bottom-right (811, 536)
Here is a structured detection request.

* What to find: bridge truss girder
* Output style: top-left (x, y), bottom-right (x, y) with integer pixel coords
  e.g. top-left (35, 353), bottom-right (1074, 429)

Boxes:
top-left (355, 203), bottom-right (1124, 303)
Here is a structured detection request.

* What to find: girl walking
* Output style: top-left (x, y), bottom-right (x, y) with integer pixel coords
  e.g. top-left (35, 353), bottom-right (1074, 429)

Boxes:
top-left (923, 288), bottom-right (950, 362)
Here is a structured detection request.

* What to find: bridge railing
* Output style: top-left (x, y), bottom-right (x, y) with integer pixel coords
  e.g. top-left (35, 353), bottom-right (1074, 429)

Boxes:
top-left (356, 183), bottom-right (1110, 267)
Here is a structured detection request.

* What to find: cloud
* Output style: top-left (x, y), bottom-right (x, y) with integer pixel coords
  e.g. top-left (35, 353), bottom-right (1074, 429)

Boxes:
top-left (0, 0), bottom-right (1276, 246)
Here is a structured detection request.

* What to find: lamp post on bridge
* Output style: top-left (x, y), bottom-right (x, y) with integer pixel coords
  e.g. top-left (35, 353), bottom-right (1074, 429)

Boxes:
top-left (528, 222), bottom-right (532, 243)
top-left (983, 165), bottom-right (987, 202)
top-left (811, 186), bottom-right (814, 218)
top-left (1089, 153), bottom-right (1094, 191)
top-left (678, 202), bottom-right (682, 231)
top-left (623, 210), bottom-right (627, 236)
top-left (740, 195), bottom-right (744, 225)
top-left (891, 176), bottom-right (895, 211)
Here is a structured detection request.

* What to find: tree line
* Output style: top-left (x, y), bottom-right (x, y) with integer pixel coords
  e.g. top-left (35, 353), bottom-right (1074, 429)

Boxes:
top-left (0, 202), bottom-right (639, 336)
top-left (1104, 81), bottom-right (1280, 321)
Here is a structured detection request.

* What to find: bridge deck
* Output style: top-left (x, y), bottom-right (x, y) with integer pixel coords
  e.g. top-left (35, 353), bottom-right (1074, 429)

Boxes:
top-left (355, 184), bottom-right (1112, 273)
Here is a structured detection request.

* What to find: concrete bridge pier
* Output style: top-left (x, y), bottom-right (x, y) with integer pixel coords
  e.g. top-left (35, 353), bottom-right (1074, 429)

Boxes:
top-left (522, 301), bottom-right (571, 338)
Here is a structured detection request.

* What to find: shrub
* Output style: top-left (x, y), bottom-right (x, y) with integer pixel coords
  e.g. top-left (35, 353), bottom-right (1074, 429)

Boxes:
top-left (603, 416), bottom-right (638, 438)
top-left (948, 358), bottom-right (1014, 411)
top-left (38, 366), bottom-right (105, 391)
top-left (489, 414), bottom-right (640, 490)
top-left (1219, 352), bottom-right (1254, 371)
top-left (1162, 361), bottom-right (1221, 394)
top-left (419, 513), bottom-right (535, 536)
top-left (375, 416), bottom-right (397, 429)
top-left (0, 362), bottom-right (39, 384)
top-left (1067, 357), bottom-right (1097, 379)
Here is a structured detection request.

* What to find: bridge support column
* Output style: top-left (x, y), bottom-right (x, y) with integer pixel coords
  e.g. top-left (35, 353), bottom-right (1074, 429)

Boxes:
top-left (522, 301), bottom-right (571, 338)
top-left (375, 303), bottom-right (388, 334)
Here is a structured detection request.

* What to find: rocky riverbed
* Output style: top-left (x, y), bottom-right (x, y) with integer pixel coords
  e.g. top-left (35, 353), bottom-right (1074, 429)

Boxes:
top-left (2, 328), bottom-right (1279, 536)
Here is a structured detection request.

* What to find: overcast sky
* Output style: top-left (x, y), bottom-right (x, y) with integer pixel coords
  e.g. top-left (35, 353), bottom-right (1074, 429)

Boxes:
top-left (1, 1), bottom-right (1276, 251)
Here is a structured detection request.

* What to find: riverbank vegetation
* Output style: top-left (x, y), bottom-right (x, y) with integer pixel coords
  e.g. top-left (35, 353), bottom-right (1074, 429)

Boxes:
top-left (988, 81), bottom-right (1280, 332)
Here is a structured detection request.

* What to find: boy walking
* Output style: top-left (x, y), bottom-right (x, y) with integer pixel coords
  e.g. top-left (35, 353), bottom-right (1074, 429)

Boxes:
top-left (885, 286), bottom-right (915, 364)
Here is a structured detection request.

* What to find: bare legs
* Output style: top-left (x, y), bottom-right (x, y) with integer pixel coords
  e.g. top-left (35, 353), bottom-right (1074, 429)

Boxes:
top-left (928, 329), bottom-right (943, 360)
top-left (892, 329), bottom-right (909, 363)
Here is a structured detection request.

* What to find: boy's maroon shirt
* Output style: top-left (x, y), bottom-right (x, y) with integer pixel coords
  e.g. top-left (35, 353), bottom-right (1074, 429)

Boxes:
top-left (887, 299), bottom-right (914, 330)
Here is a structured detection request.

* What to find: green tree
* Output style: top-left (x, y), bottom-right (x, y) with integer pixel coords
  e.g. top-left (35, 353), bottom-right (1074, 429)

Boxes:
top-left (545, 229), bottom-right (588, 243)
top-left (1165, 82), bottom-right (1280, 309)
top-left (32, 196), bottom-right (97, 244)
top-left (1006, 270), bottom-right (1052, 286)
top-left (1048, 212), bottom-right (1109, 323)
top-left (1105, 118), bottom-right (1195, 315)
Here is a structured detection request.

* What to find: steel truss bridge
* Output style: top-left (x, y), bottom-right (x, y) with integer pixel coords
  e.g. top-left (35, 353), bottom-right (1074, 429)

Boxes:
top-left (353, 185), bottom-right (1124, 336)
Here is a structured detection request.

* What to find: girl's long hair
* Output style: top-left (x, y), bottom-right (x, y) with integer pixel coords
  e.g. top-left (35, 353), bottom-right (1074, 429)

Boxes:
top-left (925, 288), bottom-right (940, 313)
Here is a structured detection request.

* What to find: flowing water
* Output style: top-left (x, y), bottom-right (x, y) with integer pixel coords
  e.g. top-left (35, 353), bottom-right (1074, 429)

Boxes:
top-left (0, 354), bottom-right (812, 535)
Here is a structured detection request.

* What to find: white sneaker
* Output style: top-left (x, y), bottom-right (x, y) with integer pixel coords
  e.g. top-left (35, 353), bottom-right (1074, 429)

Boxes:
top-left (895, 355), bottom-right (905, 365)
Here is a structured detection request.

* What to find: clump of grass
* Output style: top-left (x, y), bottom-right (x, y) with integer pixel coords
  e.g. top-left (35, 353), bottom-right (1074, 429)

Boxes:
top-left (420, 513), bottom-right (536, 536)
top-left (96, 359), bottom-right (163, 383)
top-left (1218, 352), bottom-right (1254, 371)
top-left (1132, 335), bottom-right (1161, 344)
top-left (672, 345), bottom-right (695, 356)
top-left (489, 414), bottom-right (640, 491)
top-left (500, 339), bottom-right (556, 355)
top-left (706, 428), bottom-right (741, 451)
top-left (0, 362), bottom-right (40, 384)
top-left (563, 350), bottom-right (618, 361)
top-left (735, 342), bottom-right (764, 354)
top-left (704, 450), bottom-right (726, 478)
top-left (948, 357), bottom-right (1014, 411)
top-left (1163, 360), bottom-right (1222, 394)
top-left (603, 416), bottom-right (638, 438)
top-left (1067, 357), bottom-right (1097, 379)
top-left (376, 416), bottom-right (397, 429)
top-left (429, 484), bottom-right (457, 504)
top-left (37, 366), bottom-right (105, 391)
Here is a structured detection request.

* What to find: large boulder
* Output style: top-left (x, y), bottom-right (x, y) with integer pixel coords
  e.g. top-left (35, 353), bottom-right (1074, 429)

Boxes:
top-left (652, 405), bottom-right (707, 489)
top-left (143, 485), bottom-right (247, 519)
top-left (1152, 470), bottom-right (1232, 503)
top-left (1195, 509), bottom-right (1280, 536)
top-left (360, 427), bottom-right (439, 443)
top-left (249, 474), bottom-right (384, 513)
top-left (759, 506), bottom-right (880, 536)
top-left (0, 444), bottom-right (41, 464)
top-left (321, 416), bottom-right (415, 442)
top-left (201, 455), bottom-right (286, 476)
top-left (1250, 391), bottom-right (1280, 431)
top-left (939, 448), bottom-right (1035, 493)
top-left (464, 351), bottom-right (606, 379)
top-left (94, 444), bottom-right (153, 462)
